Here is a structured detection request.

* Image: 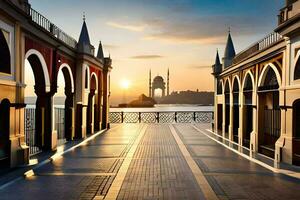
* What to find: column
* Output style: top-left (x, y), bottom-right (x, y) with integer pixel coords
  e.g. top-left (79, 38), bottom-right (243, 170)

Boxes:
top-left (229, 92), bottom-right (234, 141)
top-left (239, 91), bottom-right (244, 151)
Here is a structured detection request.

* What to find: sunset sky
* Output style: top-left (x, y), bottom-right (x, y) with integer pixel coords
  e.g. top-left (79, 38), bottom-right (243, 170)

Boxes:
top-left (28, 0), bottom-right (284, 105)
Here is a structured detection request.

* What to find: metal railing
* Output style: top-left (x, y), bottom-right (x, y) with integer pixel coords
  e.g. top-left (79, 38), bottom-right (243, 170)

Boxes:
top-left (24, 108), bottom-right (41, 156)
top-left (55, 108), bottom-right (65, 141)
top-left (233, 32), bottom-right (283, 65)
top-left (28, 8), bottom-right (77, 48)
top-left (109, 111), bottom-right (214, 124)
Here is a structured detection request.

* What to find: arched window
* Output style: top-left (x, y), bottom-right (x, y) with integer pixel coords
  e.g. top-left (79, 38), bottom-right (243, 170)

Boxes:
top-left (294, 58), bottom-right (300, 80)
top-left (0, 30), bottom-right (11, 74)
top-left (85, 68), bottom-right (88, 89)
top-left (259, 67), bottom-right (279, 91)
top-left (243, 75), bottom-right (253, 91)
top-left (217, 81), bottom-right (222, 94)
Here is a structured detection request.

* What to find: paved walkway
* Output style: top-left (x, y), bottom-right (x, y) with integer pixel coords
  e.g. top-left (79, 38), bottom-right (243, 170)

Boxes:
top-left (0, 124), bottom-right (300, 200)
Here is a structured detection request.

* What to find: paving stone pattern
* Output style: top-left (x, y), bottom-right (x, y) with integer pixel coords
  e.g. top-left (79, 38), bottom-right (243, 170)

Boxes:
top-left (117, 124), bottom-right (205, 200)
top-left (175, 124), bottom-right (300, 200)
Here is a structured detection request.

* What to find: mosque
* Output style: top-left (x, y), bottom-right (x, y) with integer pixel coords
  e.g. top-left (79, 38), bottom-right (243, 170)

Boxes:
top-left (148, 69), bottom-right (170, 99)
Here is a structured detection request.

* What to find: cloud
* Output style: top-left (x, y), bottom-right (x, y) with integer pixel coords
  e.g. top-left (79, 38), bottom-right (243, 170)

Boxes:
top-left (141, 15), bottom-right (273, 45)
top-left (103, 44), bottom-right (119, 49)
top-left (130, 55), bottom-right (164, 59)
top-left (188, 65), bottom-right (212, 69)
top-left (106, 21), bottom-right (145, 32)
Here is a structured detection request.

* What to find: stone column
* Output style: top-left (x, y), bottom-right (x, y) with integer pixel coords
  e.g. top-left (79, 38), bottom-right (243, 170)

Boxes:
top-left (222, 93), bottom-right (226, 139)
top-left (239, 91), bottom-right (244, 151)
top-left (229, 92), bottom-right (234, 141)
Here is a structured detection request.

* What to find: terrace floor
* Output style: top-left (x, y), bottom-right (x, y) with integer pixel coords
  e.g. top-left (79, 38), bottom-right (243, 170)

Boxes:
top-left (1, 124), bottom-right (300, 200)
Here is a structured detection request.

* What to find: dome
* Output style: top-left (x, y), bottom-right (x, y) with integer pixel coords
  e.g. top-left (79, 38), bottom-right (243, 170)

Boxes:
top-left (153, 76), bottom-right (164, 82)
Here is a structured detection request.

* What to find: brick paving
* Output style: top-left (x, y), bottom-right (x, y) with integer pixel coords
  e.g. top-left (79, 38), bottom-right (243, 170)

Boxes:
top-left (117, 124), bottom-right (205, 200)
top-left (175, 124), bottom-right (300, 200)
top-left (0, 123), bottom-right (300, 200)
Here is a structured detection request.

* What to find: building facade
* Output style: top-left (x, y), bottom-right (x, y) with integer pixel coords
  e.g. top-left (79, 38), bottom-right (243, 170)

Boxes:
top-left (0, 0), bottom-right (112, 168)
top-left (212, 0), bottom-right (300, 166)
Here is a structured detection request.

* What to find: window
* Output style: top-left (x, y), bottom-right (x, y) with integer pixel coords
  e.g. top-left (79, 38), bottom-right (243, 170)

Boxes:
top-left (294, 58), bottom-right (300, 80)
top-left (0, 29), bottom-right (11, 74)
top-left (85, 68), bottom-right (88, 89)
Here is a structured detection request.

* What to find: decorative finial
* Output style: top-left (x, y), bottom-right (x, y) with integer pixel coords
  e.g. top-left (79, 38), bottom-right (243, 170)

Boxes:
top-left (83, 12), bottom-right (86, 21)
top-left (228, 26), bottom-right (231, 33)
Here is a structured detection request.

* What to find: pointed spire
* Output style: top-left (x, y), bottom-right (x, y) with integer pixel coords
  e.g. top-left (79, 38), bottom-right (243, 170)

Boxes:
top-left (215, 49), bottom-right (221, 66)
top-left (78, 20), bottom-right (91, 45)
top-left (77, 15), bottom-right (94, 55)
top-left (97, 41), bottom-right (104, 60)
top-left (223, 28), bottom-right (236, 68)
top-left (212, 49), bottom-right (222, 76)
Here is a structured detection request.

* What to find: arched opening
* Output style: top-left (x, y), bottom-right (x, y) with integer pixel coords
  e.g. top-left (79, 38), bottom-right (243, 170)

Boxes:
top-left (258, 66), bottom-right (281, 158)
top-left (232, 77), bottom-right (240, 143)
top-left (243, 74), bottom-right (253, 148)
top-left (216, 80), bottom-right (223, 135)
top-left (224, 80), bottom-right (230, 139)
top-left (0, 99), bottom-right (10, 167)
top-left (217, 81), bottom-right (222, 95)
top-left (154, 88), bottom-right (163, 98)
top-left (54, 64), bottom-right (74, 144)
top-left (294, 58), bottom-right (300, 80)
top-left (24, 51), bottom-right (51, 155)
top-left (292, 99), bottom-right (300, 166)
top-left (85, 68), bottom-right (89, 89)
top-left (0, 30), bottom-right (11, 74)
top-left (87, 74), bottom-right (97, 135)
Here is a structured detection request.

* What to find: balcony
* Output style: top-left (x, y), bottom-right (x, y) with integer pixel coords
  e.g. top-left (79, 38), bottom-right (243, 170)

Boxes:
top-left (232, 32), bottom-right (283, 65)
top-left (24, 3), bottom-right (77, 49)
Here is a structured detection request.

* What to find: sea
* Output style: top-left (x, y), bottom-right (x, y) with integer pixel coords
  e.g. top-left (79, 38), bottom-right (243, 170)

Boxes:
top-left (110, 104), bottom-right (214, 112)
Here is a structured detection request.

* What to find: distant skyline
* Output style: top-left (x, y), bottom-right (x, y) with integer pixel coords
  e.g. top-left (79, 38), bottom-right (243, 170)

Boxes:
top-left (28, 0), bottom-right (284, 105)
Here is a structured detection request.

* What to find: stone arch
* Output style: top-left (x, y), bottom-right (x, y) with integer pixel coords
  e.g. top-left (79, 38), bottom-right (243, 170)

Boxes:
top-left (217, 79), bottom-right (223, 95)
top-left (58, 63), bottom-right (75, 94)
top-left (242, 71), bottom-right (255, 148)
top-left (0, 30), bottom-right (11, 74)
top-left (224, 78), bottom-right (231, 137)
top-left (25, 49), bottom-right (51, 92)
top-left (55, 63), bottom-right (75, 141)
top-left (258, 63), bottom-right (281, 89)
top-left (90, 72), bottom-right (98, 94)
top-left (257, 63), bottom-right (281, 158)
top-left (293, 51), bottom-right (300, 80)
top-left (232, 75), bottom-right (241, 92)
top-left (232, 76), bottom-right (241, 143)
top-left (242, 71), bottom-right (255, 92)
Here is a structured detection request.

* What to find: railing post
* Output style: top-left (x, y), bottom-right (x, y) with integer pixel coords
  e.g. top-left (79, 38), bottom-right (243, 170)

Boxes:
top-left (157, 112), bottom-right (159, 123)
top-left (139, 112), bottom-right (141, 123)
top-left (193, 112), bottom-right (196, 122)
top-left (121, 112), bottom-right (124, 123)
top-left (175, 112), bottom-right (177, 123)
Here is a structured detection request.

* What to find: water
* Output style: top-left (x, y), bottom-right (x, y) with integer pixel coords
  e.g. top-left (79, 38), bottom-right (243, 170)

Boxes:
top-left (110, 104), bottom-right (213, 112)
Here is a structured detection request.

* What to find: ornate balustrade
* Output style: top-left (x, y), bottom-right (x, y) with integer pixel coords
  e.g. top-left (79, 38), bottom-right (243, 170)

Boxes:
top-left (28, 7), bottom-right (77, 48)
top-left (232, 32), bottom-right (283, 65)
top-left (109, 111), bottom-right (214, 124)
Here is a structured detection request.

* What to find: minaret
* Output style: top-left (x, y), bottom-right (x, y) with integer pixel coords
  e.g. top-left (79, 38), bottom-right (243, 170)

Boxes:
top-left (222, 28), bottom-right (236, 69)
top-left (167, 68), bottom-right (170, 96)
top-left (149, 69), bottom-right (152, 97)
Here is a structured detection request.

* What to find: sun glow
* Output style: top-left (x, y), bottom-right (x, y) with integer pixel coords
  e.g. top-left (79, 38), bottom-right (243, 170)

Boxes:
top-left (120, 79), bottom-right (130, 89)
